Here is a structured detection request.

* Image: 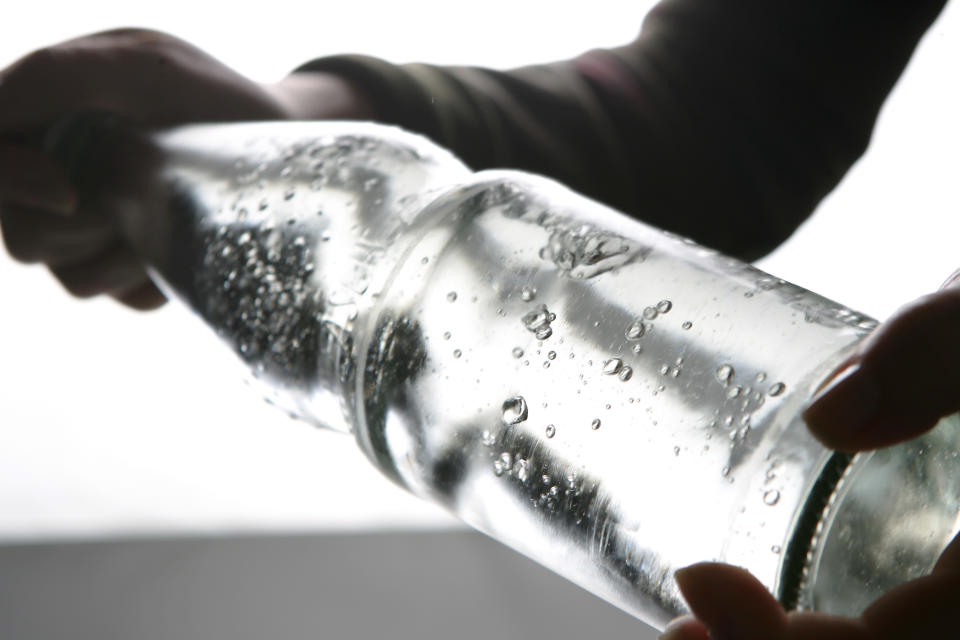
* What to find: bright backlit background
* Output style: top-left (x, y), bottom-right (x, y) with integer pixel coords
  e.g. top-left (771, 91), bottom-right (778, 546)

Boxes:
top-left (1, 1), bottom-right (958, 542)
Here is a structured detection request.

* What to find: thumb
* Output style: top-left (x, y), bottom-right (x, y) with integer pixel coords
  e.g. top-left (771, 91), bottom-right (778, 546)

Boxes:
top-left (803, 282), bottom-right (960, 452)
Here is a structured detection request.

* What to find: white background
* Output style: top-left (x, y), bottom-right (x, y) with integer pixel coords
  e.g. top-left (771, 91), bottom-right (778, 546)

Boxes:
top-left (0, 1), bottom-right (958, 542)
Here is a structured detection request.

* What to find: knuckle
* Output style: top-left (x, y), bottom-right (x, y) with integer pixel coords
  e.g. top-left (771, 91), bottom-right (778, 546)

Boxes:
top-left (49, 265), bottom-right (99, 299)
top-left (11, 46), bottom-right (63, 77)
top-left (1, 217), bottom-right (41, 263)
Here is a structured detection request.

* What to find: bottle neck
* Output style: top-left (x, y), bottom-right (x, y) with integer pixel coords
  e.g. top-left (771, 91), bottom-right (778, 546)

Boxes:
top-left (49, 118), bottom-right (471, 433)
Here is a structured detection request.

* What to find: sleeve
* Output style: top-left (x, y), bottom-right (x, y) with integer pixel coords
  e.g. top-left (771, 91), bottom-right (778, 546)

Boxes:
top-left (295, 0), bottom-right (947, 260)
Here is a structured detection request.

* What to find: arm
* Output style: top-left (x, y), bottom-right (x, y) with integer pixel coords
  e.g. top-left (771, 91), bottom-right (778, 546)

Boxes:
top-left (283, 0), bottom-right (947, 259)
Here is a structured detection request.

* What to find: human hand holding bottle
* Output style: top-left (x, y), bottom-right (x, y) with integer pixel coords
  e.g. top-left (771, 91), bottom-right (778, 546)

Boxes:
top-left (0, 29), bottom-right (373, 309)
top-left (661, 277), bottom-right (960, 639)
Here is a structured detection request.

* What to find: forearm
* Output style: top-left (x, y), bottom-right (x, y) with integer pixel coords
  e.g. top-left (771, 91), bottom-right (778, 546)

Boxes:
top-left (288, 0), bottom-right (947, 259)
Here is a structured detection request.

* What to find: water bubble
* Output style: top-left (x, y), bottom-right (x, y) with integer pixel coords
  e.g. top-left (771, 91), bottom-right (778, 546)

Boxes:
top-left (502, 397), bottom-right (529, 425)
top-left (443, 331), bottom-right (452, 340)
top-left (771, 545), bottom-right (782, 554)
top-left (511, 461), bottom-right (530, 483)
top-left (633, 344), bottom-right (643, 354)
top-left (768, 382), bottom-right (786, 396)
top-left (727, 386), bottom-right (743, 399)
top-left (545, 424), bottom-right (556, 438)
top-left (642, 306), bottom-right (658, 320)
top-left (605, 403), bottom-right (612, 410)
top-left (659, 364), bottom-right (670, 375)
top-left (721, 465), bottom-right (731, 477)
top-left (258, 199), bottom-right (269, 211)
top-left (590, 418), bottom-right (601, 430)
top-left (602, 358), bottom-right (623, 375)
top-left (420, 256), bottom-right (429, 265)
top-left (618, 366), bottom-right (633, 382)
top-left (682, 321), bottom-right (693, 330)
top-left (670, 367), bottom-right (681, 378)
top-left (763, 489), bottom-right (781, 506)
top-left (283, 189), bottom-right (296, 201)
top-left (521, 286), bottom-right (537, 302)
top-left (481, 430), bottom-right (496, 447)
top-left (453, 349), bottom-right (462, 359)
top-left (446, 291), bottom-right (458, 302)
top-left (493, 451), bottom-right (513, 477)
top-left (673, 446), bottom-right (681, 456)
top-left (625, 321), bottom-right (646, 340)
top-left (755, 372), bottom-right (767, 383)
top-left (547, 351), bottom-right (557, 360)
top-left (542, 361), bottom-right (551, 369)
top-left (657, 300), bottom-right (673, 314)
top-left (716, 364), bottom-right (734, 385)
top-left (522, 304), bottom-right (555, 338)
top-left (512, 347), bottom-right (524, 358)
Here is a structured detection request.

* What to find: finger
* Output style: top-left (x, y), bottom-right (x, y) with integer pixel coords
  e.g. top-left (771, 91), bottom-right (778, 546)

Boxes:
top-left (933, 532), bottom-right (960, 574)
top-left (781, 612), bottom-right (869, 640)
top-left (658, 614), bottom-right (709, 640)
top-left (0, 205), bottom-right (115, 264)
top-left (803, 286), bottom-right (960, 451)
top-left (0, 143), bottom-right (75, 214)
top-left (673, 562), bottom-right (787, 640)
top-left (861, 570), bottom-right (960, 639)
top-left (111, 280), bottom-right (167, 311)
top-left (48, 243), bottom-right (150, 299)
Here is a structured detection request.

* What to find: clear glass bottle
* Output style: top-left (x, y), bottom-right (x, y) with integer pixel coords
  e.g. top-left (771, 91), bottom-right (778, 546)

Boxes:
top-left (50, 118), bottom-right (960, 630)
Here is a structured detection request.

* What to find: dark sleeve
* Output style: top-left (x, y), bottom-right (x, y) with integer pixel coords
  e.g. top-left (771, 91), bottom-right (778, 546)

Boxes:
top-left (296, 0), bottom-right (947, 259)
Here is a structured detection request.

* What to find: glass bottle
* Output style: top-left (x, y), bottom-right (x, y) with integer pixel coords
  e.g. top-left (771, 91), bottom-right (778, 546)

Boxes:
top-left (49, 117), bottom-right (960, 631)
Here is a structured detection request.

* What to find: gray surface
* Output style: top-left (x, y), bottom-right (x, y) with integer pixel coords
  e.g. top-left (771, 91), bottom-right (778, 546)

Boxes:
top-left (0, 529), bottom-right (655, 640)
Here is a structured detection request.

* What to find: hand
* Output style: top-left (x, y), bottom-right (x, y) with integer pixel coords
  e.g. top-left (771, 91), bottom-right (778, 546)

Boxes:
top-left (661, 276), bottom-right (960, 639)
top-left (0, 28), bottom-right (374, 309)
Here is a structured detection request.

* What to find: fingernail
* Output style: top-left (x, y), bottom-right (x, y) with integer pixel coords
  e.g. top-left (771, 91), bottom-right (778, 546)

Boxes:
top-left (802, 363), bottom-right (880, 448)
top-left (659, 614), bottom-right (702, 640)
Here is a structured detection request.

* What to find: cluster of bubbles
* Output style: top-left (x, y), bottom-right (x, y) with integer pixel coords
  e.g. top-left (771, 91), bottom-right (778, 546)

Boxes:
top-left (708, 363), bottom-right (788, 448)
top-left (480, 181), bottom-right (644, 281)
top-left (624, 299), bottom-right (674, 352)
top-left (200, 223), bottom-right (322, 385)
top-left (602, 358), bottom-right (634, 382)
top-left (521, 304), bottom-right (557, 340)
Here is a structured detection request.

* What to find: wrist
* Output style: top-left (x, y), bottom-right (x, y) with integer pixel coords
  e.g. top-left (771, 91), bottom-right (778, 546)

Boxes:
top-left (265, 71), bottom-right (377, 121)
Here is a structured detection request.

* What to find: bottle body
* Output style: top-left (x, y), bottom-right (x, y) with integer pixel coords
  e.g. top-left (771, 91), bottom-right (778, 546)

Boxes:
top-left (54, 120), bottom-right (960, 630)
top-left (356, 170), bottom-right (960, 626)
